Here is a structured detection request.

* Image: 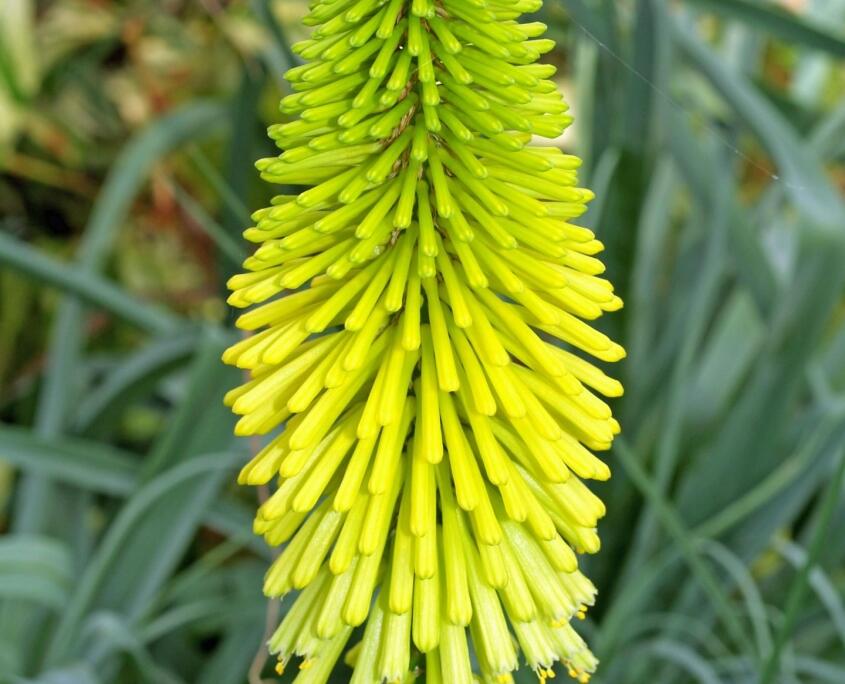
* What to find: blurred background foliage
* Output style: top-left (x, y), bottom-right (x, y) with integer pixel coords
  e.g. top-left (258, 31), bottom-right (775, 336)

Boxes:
top-left (1, 0), bottom-right (845, 682)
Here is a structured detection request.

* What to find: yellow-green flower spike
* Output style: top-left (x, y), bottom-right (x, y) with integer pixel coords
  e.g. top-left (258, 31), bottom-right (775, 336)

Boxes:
top-left (224, 0), bottom-right (625, 681)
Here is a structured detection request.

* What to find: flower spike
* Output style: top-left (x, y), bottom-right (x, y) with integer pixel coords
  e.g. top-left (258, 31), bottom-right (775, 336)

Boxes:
top-left (224, 0), bottom-right (625, 681)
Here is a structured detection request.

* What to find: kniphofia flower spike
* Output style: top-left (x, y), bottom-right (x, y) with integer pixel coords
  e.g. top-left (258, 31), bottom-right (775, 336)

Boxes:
top-left (223, 0), bottom-right (624, 681)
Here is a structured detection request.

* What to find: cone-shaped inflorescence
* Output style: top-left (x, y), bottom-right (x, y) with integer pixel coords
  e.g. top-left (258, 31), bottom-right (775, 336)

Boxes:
top-left (223, 0), bottom-right (625, 681)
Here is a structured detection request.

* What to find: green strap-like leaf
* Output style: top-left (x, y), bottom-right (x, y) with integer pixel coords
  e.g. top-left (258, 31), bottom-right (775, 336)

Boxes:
top-left (0, 231), bottom-right (183, 336)
top-left (0, 536), bottom-right (72, 610)
top-left (684, 0), bottom-right (845, 58)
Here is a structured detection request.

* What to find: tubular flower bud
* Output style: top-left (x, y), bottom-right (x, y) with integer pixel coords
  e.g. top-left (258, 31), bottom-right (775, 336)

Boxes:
top-left (224, 0), bottom-right (624, 681)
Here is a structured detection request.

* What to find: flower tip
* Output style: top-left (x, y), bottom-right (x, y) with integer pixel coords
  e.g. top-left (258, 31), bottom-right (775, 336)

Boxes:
top-left (605, 296), bottom-right (624, 312)
top-left (233, 421), bottom-right (253, 438)
top-left (607, 344), bottom-right (627, 362)
top-left (343, 641), bottom-right (361, 667)
top-left (593, 462), bottom-right (611, 481)
top-left (236, 467), bottom-right (252, 486)
top-left (606, 381), bottom-right (624, 398)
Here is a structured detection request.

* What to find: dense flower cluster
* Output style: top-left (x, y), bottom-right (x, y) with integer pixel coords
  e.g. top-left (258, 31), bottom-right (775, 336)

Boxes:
top-left (223, 0), bottom-right (624, 681)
